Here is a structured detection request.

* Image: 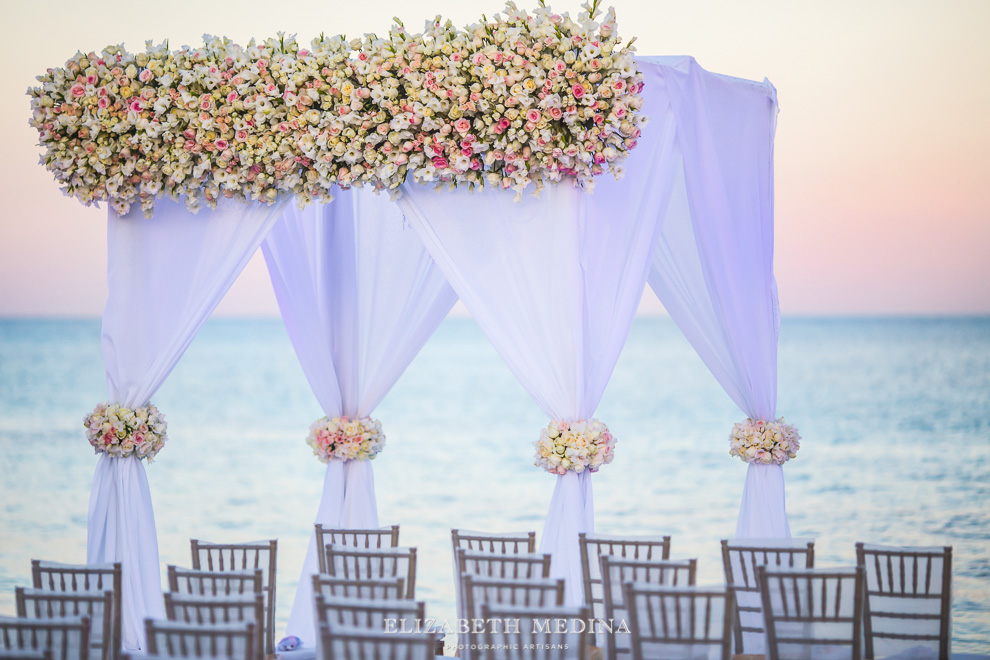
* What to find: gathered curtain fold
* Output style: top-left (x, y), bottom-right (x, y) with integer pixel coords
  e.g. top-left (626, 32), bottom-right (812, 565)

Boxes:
top-left (92, 196), bottom-right (288, 650)
top-left (396, 60), bottom-right (679, 605)
top-left (642, 56), bottom-right (789, 538)
top-left (262, 188), bottom-right (457, 646)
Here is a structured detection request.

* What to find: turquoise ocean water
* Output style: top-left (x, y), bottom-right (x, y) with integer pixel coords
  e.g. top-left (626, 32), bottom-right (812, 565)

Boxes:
top-left (0, 317), bottom-right (987, 652)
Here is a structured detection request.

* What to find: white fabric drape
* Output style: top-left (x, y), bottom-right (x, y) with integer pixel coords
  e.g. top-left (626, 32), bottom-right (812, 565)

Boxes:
top-left (641, 56), bottom-right (788, 538)
top-left (397, 60), bottom-right (679, 605)
top-left (92, 196), bottom-right (288, 650)
top-left (263, 188), bottom-right (457, 646)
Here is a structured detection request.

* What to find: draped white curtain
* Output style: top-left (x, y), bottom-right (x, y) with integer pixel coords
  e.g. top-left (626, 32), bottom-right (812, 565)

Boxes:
top-left (92, 196), bottom-right (288, 650)
top-left (262, 188), bottom-right (457, 646)
top-left (397, 60), bottom-right (679, 605)
top-left (642, 56), bottom-right (788, 538)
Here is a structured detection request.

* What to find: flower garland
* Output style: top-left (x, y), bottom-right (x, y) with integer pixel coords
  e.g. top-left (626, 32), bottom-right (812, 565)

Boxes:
top-left (307, 415), bottom-right (385, 463)
top-left (84, 402), bottom-right (167, 462)
top-left (27, 1), bottom-right (645, 218)
top-left (534, 418), bottom-right (615, 475)
top-left (728, 417), bottom-right (800, 465)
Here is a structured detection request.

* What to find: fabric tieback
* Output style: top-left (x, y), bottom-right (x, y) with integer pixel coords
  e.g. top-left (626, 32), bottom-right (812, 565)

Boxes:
top-left (534, 418), bottom-right (616, 475)
top-left (729, 417), bottom-right (800, 465)
top-left (84, 402), bottom-right (167, 462)
top-left (306, 415), bottom-right (385, 463)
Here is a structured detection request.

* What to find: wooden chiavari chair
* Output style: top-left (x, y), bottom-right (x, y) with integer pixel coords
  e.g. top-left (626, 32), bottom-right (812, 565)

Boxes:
top-left (758, 566), bottom-right (864, 660)
top-left (30, 562), bottom-right (120, 660)
top-left (600, 557), bottom-right (696, 660)
top-left (315, 526), bottom-right (400, 573)
top-left (143, 620), bottom-right (254, 660)
top-left (623, 582), bottom-right (733, 660)
top-left (15, 589), bottom-right (112, 660)
top-left (189, 541), bottom-right (276, 656)
top-left (720, 537), bottom-right (815, 653)
top-left (162, 593), bottom-right (264, 660)
top-left (856, 543), bottom-right (952, 660)
top-left (578, 533), bottom-right (671, 624)
top-left (0, 616), bottom-right (90, 660)
top-left (324, 547), bottom-right (417, 600)
top-left (480, 604), bottom-right (590, 660)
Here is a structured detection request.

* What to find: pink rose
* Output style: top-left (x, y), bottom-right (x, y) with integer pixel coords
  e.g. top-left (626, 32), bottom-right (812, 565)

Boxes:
top-left (454, 118), bottom-right (471, 133)
top-left (432, 156), bottom-right (449, 169)
top-left (214, 139), bottom-right (229, 150)
top-left (227, 91), bottom-right (239, 103)
top-left (526, 109), bottom-right (541, 123)
top-left (572, 84), bottom-right (585, 99)
top-left (70, 83), bottom-right (86, 98)
top-left (98, 97), bottom-right (110, 109)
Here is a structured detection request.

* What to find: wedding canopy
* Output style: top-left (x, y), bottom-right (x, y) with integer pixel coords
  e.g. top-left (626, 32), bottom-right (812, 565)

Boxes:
top-left (75, 54), bottom-right (786, 650)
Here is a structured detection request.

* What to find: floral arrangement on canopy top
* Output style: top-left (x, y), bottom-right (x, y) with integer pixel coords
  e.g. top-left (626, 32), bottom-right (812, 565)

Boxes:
top-left (28, 1), bottom-right (646, 217)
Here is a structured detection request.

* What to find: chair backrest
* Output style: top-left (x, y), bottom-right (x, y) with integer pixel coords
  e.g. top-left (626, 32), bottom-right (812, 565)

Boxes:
top-left (623, 583), bottom-right (732, 660)
top-left (318, 623), bottom-right (435, 660)
top-left (600, 557), bottom-right (697, 660)
top-left (578, 533), bottom-right (671, 622)
top-left (31, 561), bottom-right (121, 660)
top-left (144, 619), bottom-right (255, 660)
top-left (450, 530), bottom-right (538, 623)
top-left (460, 576), bottom-right (564, 660)
top-left (0, 615), bottom-right (90, 660)
top-left (457, 549), bottom-right (552, 582)
top-left (856, 543), bottom-right (951, 660)
top-left (462, 576), bottom-right (565, 619)
top-left (757, 566), bottom-right (864, 660)
top-left (720, 537), bottom-right (815, 653)
top-left (316, 526), bottom-right (400, 573)
top-left (189, 541), bottom-right (276, 656)
top-left (162, 593), bottom-right (264, 660)
top-left (167, 568), bottom-right (263, 600)
top-left (15, 589), bottom-right (112, 660)
top-left (312, 576), bottom-right (407, 602)
top-left (324, 546), bottom-right (417, 599)
top-left (480, 604), bottom-right (589, 660)
top-left (451, 530), bottom-right (536, 555)
top-left (313, 595), bottom-right (425, 633)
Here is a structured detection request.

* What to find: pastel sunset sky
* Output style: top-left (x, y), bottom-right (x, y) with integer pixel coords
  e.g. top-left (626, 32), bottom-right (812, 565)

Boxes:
top-left (0, 0), bottom-right (986, 316)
